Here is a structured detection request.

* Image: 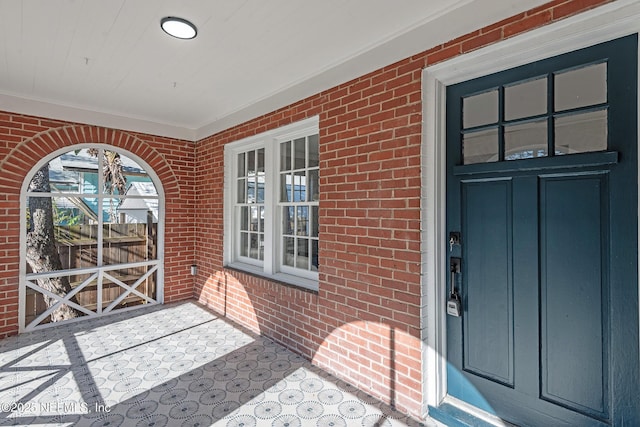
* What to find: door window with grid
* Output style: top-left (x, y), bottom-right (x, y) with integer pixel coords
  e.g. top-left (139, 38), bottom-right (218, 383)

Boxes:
top-left (461, 62), bottom-right (608, 164)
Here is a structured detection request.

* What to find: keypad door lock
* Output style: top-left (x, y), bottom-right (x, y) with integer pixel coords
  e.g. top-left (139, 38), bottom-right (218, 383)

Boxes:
top-left (447, 294), bottom-right (461, 317)
top-left (447, 257), bottom-right (462, 317)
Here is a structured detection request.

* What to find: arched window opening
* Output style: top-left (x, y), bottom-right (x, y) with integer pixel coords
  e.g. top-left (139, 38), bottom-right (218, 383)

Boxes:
top-left (21, 146), bottom-right (163, 332)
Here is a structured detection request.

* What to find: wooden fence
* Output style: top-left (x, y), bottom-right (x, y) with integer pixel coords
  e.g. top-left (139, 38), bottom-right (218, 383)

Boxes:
top-left (25, 223), bottom-right (158, 326)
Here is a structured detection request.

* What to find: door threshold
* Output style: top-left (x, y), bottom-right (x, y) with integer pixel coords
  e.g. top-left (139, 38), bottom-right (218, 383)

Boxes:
top-left (429, 396), bottom-right (517, 427)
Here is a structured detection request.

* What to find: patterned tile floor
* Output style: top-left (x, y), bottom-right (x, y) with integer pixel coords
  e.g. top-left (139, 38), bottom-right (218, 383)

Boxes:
top-left (0, 301), bottom-right (433, 426)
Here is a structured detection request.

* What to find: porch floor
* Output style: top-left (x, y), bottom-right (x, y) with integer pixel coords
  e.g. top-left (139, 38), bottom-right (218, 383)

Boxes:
top-left (0, 301), bottom-right (431, 426)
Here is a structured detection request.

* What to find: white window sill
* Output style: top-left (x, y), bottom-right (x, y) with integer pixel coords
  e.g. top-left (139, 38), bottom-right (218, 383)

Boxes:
top-left (225, 262), bottom-right (319, 293)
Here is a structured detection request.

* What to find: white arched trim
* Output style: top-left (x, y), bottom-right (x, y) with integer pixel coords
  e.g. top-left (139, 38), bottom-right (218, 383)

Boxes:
top-left (19, 143), bottom-right (165, 332)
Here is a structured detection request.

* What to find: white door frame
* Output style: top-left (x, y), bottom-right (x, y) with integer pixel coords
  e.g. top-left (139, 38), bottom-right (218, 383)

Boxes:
top-left (421, 0), bottom-right (640, 417)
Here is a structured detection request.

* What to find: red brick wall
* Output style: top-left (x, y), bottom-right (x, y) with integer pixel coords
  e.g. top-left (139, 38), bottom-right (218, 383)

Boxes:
top-left (0, 0), bottom-right (613, 419)
top-left (194, 0), bottom-right (612, 418)
top-left (0, 118), bottom-right (196, 336)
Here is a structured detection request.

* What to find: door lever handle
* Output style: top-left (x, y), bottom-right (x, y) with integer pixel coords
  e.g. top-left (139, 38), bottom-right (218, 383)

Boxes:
top-left (448, 257), bottom-right (462, 317)
top-left (450, 257), bottom-right (461, 294)
top-left (450, 257), bottom-right (461, 273)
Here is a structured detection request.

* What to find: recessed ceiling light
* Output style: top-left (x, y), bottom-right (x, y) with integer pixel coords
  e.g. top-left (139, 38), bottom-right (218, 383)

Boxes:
top-left (161, 17), bottom-right (197, 40)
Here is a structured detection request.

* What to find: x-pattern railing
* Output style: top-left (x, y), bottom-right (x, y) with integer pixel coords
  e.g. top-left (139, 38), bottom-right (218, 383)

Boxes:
top-left (24, 260), bottom-right (160, 331)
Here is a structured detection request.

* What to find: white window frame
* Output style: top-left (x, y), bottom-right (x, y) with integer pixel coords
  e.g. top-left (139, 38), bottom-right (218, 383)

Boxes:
top-left (224, 116), bottom-right (320, 291)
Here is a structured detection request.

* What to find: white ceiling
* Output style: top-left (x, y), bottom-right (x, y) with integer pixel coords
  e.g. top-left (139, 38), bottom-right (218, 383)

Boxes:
top-left (0, 0), bottom-right (547, 141)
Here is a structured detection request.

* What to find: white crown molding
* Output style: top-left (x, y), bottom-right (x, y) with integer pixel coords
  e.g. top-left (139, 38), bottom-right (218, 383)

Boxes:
top-left (0, 92), bottom-right (197, 142)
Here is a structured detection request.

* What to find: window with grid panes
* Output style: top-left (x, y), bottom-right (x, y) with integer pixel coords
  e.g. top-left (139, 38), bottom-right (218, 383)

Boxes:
top-left (236, 148), bottom-right (265, 263)
top-left (224, 117), bottom-right (319, 290)
top-left (279, 135), bottom-right (319, 274)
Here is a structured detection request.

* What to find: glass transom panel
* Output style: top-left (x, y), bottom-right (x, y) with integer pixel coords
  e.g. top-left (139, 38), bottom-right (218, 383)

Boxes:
top-left (463, 90), bottom-right (499, 128)
top-left (505, 77), bottom-right (547, 120)
top-left (460, 62), bottom-right (608, 165)
top-left (555, 63), bottom-right (607, 112)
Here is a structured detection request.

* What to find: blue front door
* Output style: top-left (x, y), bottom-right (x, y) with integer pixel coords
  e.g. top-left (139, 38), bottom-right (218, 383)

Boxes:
top-left (446, 35), bottom-right (639, 426)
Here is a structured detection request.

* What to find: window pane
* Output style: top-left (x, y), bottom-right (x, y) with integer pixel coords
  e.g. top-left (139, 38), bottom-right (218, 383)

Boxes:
top-left (103, 210), bottom-right (158, 265)
top-left (308, 134), bottom-right (319, 168)
top-left (27, 196), bottom-right (99, 271)
top-left (51, 196), bottom-right (93, 227)
top-left (308, 170), bottom-right (319, 202)
top-left (311, 206), bottom-right (319, 238)
top-left (256, 176), bottom-right (264, 203)
top-left (250, 234), bottom-right (260, 259)
top-left (283, 207), bottom-right (294, 235)
top-left (555, 63), bottom-right (607, 111)
top-left (36, 150), bottom-right (92, 194)
top-left (240, 233), bottom-right (248, 257)
top-left (80, 176), bottom-right (98, 195)
top-left (247, 150), bottom-right (256, 176)
top-left (237, 178), bottom-right (246, 204)
top-left (122, 181), bottom-right (159, 200)
top-left (280, 174), bottom-right (292, 202)
top-left (555, 110), bottom-right (607, 155)
top-left (257, 148), bottom-right (265, 173)
top-left (463, 90), bottom-right (498, 129)
top-left (505, 120), bottom-right (548, 160)
top-left (259, 234), bottom-right (264, 261)
top-left (247, 177), bottom-right (256, 203)
top-left (240, 207), bottom-right (249, 231)
top-left (463, 128), bottom-right (499, 164)
top-left (297, 206), bottom-right (309, 236)
top-left (259, 206), bottom-right (265, 233)
top-left (281, 141), bottom-right (291, 171)
top-left (311, 240), bottom-right (319, 272)
top-left (237, 152), bottom-right (246, 177)
top-left (283, 237), bottom-right (295, 267)
top-left (103, 152), bottom-right (133, 196)
top-left (256, 148), bottom-right (265, 203)
top-left (43, 155), bottom-right (82, 193)
top-left (297, 238), bottom-right (310, 270)
top-left (102, 215), bottom-right (157, 266)
top-left (505, 77), bottom-right (547, 120)
top-left (294, 171), bottom-right (305, 202)
top-left (117, 152), bottom-right (149, 174)
top-left (250, 206), bottom-right (259, 231)
top-left (102, 196), bottom-right (118, 223)
top-left (294, 138), bottom-right (306, 169)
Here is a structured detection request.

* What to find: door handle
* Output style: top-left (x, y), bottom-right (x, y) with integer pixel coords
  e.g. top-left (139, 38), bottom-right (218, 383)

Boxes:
top-left (447, 257), bottom-right (462, 317)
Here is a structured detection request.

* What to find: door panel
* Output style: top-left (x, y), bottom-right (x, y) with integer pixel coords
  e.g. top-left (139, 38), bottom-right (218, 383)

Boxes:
top-left (445, 35), bottom-right (639, 426)
top-left (462, 179), bottom-right (514, 386)
top-left (540, 175), bottom-right (608, 418)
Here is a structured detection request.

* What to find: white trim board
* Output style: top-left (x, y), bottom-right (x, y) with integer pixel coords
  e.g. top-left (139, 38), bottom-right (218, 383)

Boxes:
top-left (420, 0), bottom-right (640, 418)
